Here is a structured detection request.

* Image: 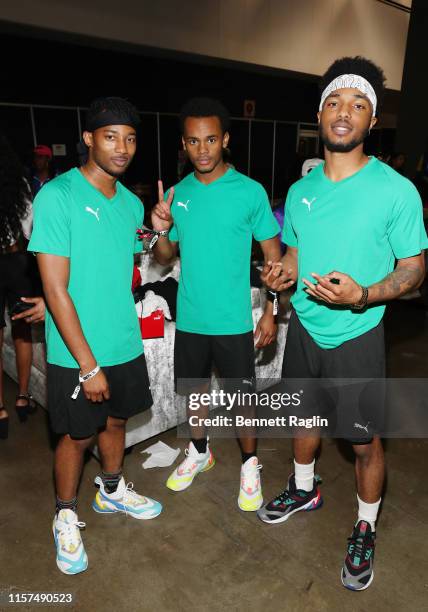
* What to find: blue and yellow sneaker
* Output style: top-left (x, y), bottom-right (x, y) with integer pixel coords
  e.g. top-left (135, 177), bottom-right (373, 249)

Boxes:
top-left (52, 509), bottom-right (88, 575)
top-left (341, 520), bottom-right (376, 591)
top-left (257, 474), bottom-right (322, 524)
top-left (92, 476), bottom-right (162, 520)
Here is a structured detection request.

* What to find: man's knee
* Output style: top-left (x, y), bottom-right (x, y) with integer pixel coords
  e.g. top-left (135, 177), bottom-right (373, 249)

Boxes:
top-left (352, 436), bottom-right (383, 460)
top-left (106, 416), bottom-right (127, 429)
top-left (60, 433), bottom-right (95, 450)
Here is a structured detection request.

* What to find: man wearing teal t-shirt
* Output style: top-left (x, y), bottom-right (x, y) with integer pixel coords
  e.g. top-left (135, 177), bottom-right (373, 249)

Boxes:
top-left (259, 58), bottom-right (427, 591)
top-left (151, 98), bottom-right (281, 512)
top-left (29, 97), bottom-right (162, 576)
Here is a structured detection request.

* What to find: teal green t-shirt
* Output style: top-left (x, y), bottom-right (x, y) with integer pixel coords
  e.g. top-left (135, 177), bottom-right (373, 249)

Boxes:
top-left (168, 168), bottom-right (279, 334)
top-left (28, 168), bottom-right (145, 367)
top-left (282, 157), bottom-right (428, 349)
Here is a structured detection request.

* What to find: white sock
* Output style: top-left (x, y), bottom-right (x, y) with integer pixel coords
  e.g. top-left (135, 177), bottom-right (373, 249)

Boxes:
top-left (294, 459), bottom-right (315, 492)
top-left (357, 495), bottom-right (381, 532)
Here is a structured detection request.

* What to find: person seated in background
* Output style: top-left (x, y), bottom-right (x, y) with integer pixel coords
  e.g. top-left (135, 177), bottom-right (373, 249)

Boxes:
top-left (0, 133), bottom-right (45, 440)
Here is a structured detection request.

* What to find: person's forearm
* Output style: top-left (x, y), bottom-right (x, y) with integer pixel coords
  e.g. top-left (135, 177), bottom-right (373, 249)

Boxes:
top-left (367, 262), bottom-right (425, 304)
top-left (263, 300), bottom-right (274, 316)
top-left (281, 250), bottom-right (298, 281)
top-left (152, 236), bottom-right (177, 265)
top-left (43, 285), bottom-right (96, 371)
top-left (260, 236), bottom-right (281, 265)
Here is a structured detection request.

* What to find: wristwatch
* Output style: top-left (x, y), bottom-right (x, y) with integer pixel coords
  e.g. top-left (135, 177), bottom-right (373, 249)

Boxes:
top-left (351, 286), bottom-right (368, 310)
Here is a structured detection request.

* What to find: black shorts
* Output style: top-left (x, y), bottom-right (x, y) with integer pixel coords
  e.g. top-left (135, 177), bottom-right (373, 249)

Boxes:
top-left (0, 252), bottom-right (35, 328)
top-left (47, 353), bottom-right (153, 439)
top-left (281, 310), bottom-right (386, 444)
top-left (174, 330), bottom-right (256, 394)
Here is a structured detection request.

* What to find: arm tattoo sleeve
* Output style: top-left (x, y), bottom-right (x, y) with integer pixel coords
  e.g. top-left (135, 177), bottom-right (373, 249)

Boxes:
top-left (368, 263), bottom-right (424, 304)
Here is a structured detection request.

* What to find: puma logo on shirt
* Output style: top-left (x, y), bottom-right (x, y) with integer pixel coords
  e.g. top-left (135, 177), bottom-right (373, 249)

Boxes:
top-left (302, 197), bottom-right (316, 212)
top-left (85, 206), bottom-right (100, 221)
top-left (177, 200), bottom-right (190, 212)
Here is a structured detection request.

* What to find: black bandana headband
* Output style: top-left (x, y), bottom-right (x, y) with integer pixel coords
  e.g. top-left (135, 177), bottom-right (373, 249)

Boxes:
top-left (86, 109), bottom-right (141, 132)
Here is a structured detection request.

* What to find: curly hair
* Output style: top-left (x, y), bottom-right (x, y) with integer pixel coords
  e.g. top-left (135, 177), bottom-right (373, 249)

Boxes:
top-left (0, 133), bottom-right (30, 250)
top-left (321, 56), bottom-right (386, 115)
top-left (179, 97), bottom-right (230, 134)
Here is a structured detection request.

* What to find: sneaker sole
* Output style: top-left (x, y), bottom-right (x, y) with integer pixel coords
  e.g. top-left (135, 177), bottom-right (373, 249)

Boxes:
top-left (92, 501), bottom-right (162, 520)
top-left (166, 457), bottom-right (216, 492)
top-left (238, 495), bottom-right (264, 512)
top-left (341, 568), bottom-right (374, 591)
top-left (258, 495), bottom-right (323, 524)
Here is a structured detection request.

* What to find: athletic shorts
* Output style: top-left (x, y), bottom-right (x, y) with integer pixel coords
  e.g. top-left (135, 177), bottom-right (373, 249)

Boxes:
top-left (47, 353), bottom-right (152, 439)
top-left (174, 330), bottom-right (256, 394)
top-left (0, 252), bottom-right (35, 328)
top-left (281, 310), bottom-right (386, 444)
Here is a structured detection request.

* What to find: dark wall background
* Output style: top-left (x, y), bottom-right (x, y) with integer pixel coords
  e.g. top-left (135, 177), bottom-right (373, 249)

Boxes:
top-left (0, 30), bottom-right (320, 119)
top-left (0, 25), bottom-right (398, 199)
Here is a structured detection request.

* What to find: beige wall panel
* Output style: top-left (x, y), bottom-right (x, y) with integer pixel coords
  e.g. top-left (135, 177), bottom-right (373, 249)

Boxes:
top-left (0, 0), bottom-right (410, 90)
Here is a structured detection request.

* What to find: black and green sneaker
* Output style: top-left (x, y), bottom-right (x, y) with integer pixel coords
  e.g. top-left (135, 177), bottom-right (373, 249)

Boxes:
top-left (257, 474), bottom-right (323, 524)
top-left (341, 520), bottom-right (376, 591)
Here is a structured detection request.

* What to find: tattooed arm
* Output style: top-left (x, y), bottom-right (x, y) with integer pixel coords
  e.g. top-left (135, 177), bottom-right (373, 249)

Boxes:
top-left (302, 253), bottom-right (425, 306)
top-left (367, 254), bottom-right (425, 304)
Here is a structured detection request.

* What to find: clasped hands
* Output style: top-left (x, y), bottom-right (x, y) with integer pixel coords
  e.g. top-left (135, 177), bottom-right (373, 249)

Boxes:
top-left (262, 263), bottom-right (363, 306)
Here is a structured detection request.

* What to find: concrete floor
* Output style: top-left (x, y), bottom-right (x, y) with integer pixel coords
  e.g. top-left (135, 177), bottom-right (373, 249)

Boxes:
top-left (1, 300), bottom-right (427, 612)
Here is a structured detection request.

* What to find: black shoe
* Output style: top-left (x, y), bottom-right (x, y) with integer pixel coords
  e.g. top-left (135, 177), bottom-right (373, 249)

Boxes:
top-left (0, 408), bottom-right (9, 439)
top-left (257, 474), bottom-right (323, 524)
top-left (15, 394), bottom-right (36, 421)
top-left (341, 520), bottom-right (376, 591)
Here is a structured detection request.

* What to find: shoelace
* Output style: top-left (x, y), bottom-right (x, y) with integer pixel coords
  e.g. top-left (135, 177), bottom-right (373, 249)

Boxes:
top-left (274, 488), bottom-right (292, 504)
top-left (274, 473), bottom-right (322, 505)
top-left (348, 531), bottom-right (374, 562)
top-left (122, 482), bottom-right (147, 510)
top-left (242, 464), bottom-right (262, 491)
top-left (57, 519), bottom-right (86, 552)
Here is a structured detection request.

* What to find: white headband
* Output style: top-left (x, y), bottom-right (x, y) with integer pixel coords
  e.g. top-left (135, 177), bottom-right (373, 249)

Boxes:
top-left (319, 74), bottom-right (377, 116)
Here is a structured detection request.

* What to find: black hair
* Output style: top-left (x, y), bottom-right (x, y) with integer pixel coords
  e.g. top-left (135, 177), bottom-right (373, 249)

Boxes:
top-left (179, 97), bottom-right (230, 134)
top-left (85, 96), bottom-right (140, 130)
top-left (320, 56), bottom-right (386, 115)
top-left (0, 133), bottom-right (31, 251)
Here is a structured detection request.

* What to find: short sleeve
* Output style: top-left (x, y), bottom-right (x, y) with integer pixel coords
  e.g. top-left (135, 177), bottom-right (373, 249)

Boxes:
top-left (28, 183), bottom-right (71, 257)
top-left (250, 184), bottom-right (280, 241)
top-left (387, 181), bottom-right (428, 259)
top-left (281, 188), bottom-right (298, 247)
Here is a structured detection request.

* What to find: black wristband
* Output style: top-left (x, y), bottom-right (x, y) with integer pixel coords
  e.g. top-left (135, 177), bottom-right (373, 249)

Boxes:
top-left (266, 289), bottom-right (278, 302)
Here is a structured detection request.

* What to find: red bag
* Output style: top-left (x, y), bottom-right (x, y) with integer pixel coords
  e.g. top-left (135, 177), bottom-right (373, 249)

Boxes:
top-left (132, 266), bottom-right (142, 292)
top-left (139, 309), bottom-right (164, 339)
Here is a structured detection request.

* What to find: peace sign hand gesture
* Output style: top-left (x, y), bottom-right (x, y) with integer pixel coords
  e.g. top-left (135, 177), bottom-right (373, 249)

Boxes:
top-left (151, 180), bottom-right (174, 232)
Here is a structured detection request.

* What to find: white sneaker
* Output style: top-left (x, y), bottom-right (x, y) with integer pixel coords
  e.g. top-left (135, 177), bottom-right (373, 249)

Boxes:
top-left (52, 509), bottom-right (88, 575)
top-left (166, 441), bottom-right (215, 491)
top-left (92, 477), bottom-right (162, 520)
top-left (238, 457), bottom-right (263, 511)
